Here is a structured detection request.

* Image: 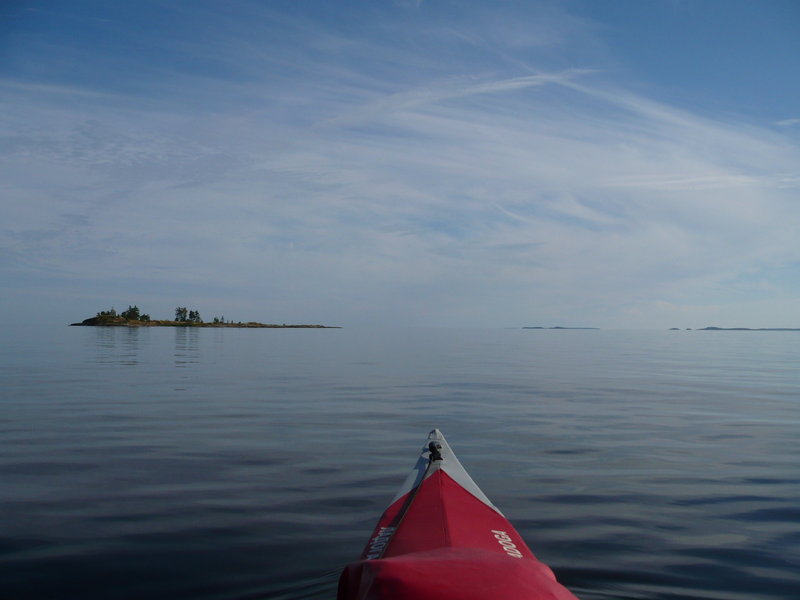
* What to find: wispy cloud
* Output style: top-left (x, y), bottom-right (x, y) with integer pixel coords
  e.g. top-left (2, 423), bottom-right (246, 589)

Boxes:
top-left (323, 69), bottom-right (595, 128)
top-left (2, 1), bottom-right (799, 327)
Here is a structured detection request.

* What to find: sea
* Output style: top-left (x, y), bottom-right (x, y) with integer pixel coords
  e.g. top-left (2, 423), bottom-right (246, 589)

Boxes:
top-left (1, 325), bottom-right (798, 600)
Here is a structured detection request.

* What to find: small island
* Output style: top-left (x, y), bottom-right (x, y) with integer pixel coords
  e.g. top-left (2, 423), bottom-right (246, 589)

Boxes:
top-left (522, 326), bottom-right (599, 330)
top-left (698, 327), bottom-right (800, 331)
top-left (70, 306), bottom-right (340, 328)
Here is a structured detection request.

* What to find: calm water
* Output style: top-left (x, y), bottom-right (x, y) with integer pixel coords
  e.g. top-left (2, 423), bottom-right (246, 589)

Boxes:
top-left (1, 326), bottom-right (798, 599)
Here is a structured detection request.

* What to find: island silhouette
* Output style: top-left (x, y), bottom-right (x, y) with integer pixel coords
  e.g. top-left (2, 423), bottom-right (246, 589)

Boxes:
top-left (70, 306), bottom-right (339, 328)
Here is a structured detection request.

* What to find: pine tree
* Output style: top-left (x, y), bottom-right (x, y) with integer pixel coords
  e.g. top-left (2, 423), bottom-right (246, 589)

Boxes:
top-left (121, 305), bottom-right (140, 321)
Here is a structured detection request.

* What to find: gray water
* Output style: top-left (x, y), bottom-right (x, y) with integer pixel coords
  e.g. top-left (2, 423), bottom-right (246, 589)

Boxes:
top-left (1, 326), bottom-right (798, 599)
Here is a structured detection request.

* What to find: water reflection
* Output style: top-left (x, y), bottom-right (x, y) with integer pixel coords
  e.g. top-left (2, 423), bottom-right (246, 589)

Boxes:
top-left (14, 328), bottom-right (800, 600)
top-left (174, 327), bottom-right (200, 368)
top-left (92, 326), bottom-right (140, 366)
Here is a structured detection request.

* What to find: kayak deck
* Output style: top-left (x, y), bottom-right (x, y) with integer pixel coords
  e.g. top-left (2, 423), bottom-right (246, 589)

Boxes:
top-left (338, 429), bottom-right (579, 600)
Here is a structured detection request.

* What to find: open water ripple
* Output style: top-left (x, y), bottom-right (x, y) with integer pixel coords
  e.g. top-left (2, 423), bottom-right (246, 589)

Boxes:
top-left (1, 327), bottom-right (798, 599)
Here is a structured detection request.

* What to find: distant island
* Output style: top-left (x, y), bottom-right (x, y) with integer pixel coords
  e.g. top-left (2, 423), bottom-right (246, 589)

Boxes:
top-left (669, 326), bottom-right (800, 331)
top-left (522, 326), bottom-right (599, 330)
top-left (697, 327), bottom-right (800, 331)
top-left (70, 306), bottom-right (340, 328)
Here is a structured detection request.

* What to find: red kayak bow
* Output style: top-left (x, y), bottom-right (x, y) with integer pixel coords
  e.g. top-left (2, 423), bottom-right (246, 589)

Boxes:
top-left (338, 429), bottom-right (579, 600)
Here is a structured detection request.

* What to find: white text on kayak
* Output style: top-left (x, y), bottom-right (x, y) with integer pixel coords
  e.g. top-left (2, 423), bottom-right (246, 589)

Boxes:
top-left (366, 527), bottom-right (396, 559)
top-left (491, 530), bottom-right (523, 558)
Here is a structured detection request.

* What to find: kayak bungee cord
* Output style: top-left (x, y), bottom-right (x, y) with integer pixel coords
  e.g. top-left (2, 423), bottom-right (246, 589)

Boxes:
top-left (373, 441), bottom-right (443, 560)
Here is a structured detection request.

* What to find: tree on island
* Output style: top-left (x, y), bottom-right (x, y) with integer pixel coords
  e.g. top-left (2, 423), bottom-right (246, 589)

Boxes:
top-left (175, 307), bottom-right (202, 323)
top-left (95, 306), bottom-right (150, 322)
top-left (120, 305), bottom-right (150, 321)
top-left (121, 305), bottom-right (140, 320)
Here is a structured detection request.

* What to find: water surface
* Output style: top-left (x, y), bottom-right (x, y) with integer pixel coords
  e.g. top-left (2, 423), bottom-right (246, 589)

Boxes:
top-left (1, 326), bottom-right (798, 599)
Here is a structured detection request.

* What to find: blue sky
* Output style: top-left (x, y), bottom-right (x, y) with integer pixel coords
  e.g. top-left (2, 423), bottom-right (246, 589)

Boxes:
top-left (2, 0), bottom-right (799, 328)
